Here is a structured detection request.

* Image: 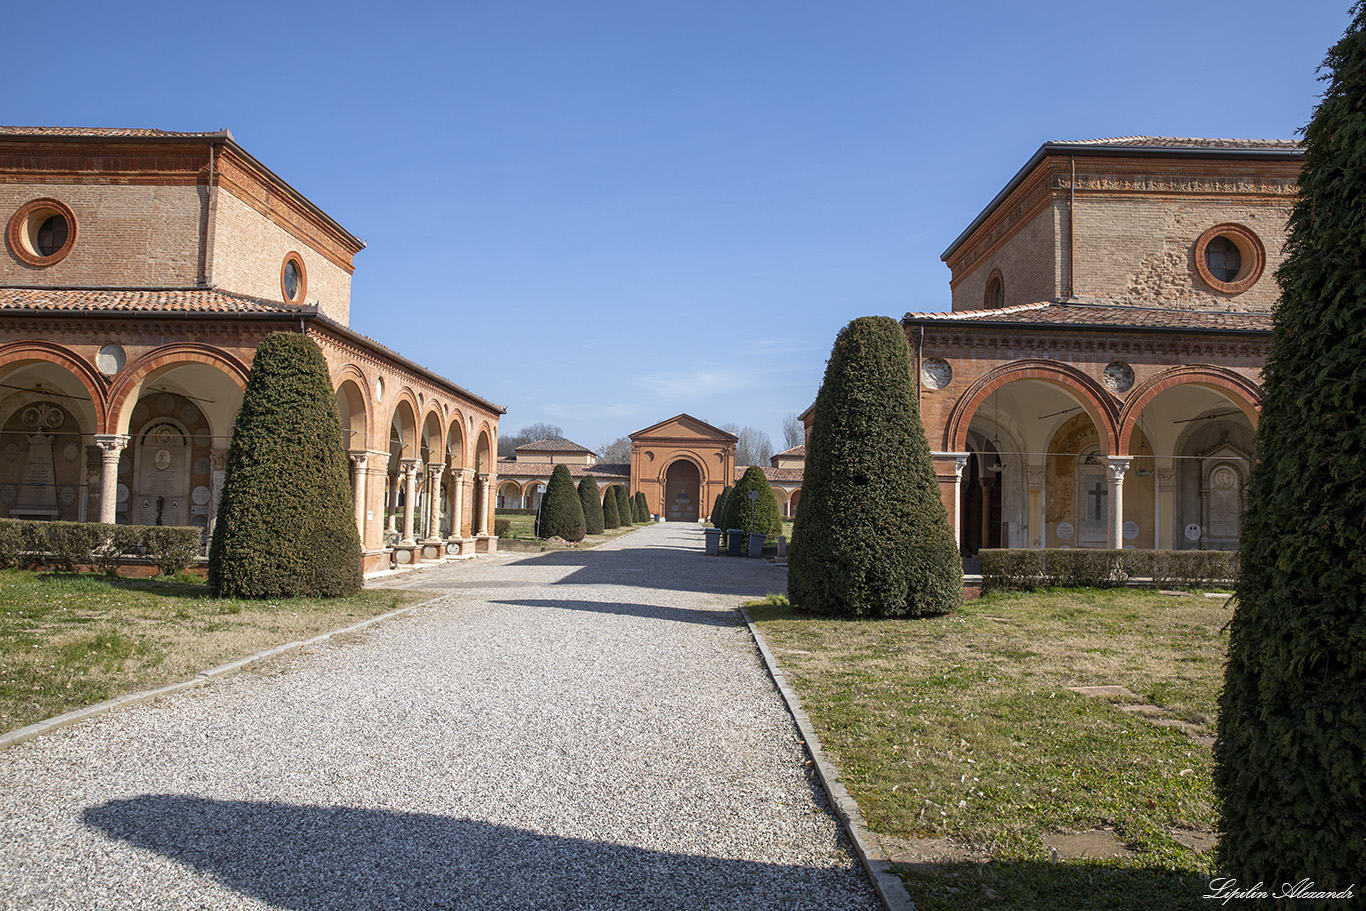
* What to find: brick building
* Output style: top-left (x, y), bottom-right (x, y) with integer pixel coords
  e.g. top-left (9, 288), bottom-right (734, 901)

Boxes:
top-left (907, 137), bottom-right (1299, 554)
top-left (0, 126), bottom-right (503, 575)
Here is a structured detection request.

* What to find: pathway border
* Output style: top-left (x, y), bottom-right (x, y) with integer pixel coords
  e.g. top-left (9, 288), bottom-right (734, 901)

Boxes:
top-left (0, 598), bottom-right (436, 752)
top-left (740, 606), bottom-right (918, 911)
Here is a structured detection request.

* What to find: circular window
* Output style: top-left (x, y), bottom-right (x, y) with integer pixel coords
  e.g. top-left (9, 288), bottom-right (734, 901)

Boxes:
top-left (280, 252), bottom-right (308, 304)
top-left (7, 198), bottom-right (78, 267)
top-left (1195, 224), bottom-right (1264, 294)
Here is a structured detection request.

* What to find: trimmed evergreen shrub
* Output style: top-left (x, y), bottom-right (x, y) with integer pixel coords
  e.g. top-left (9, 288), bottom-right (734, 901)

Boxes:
top-left (788, 316), bottom-right (960, 617)
top-left (615, 485), bottom-right (633, 526)
top-left (602, 487), bottom-right (620, 528)
top-left (1215, 11), bottom-right (1366, 887)
top-left (493, 518), bottom-right (511, 537)
top-left (709, 486), bottom-right (732, 529)
top-left (578, 476), bottom-right (605, 535)
top-left (538, 464), bottom-right (586, 542)
top-left (634, 491), bottom-right (649, 523)
top-left (0, 518), bottom-right (201, 576)
top-left (723, 466), bottom-right (781, 541)
top-left (208, 332), bottom-right (362, 599)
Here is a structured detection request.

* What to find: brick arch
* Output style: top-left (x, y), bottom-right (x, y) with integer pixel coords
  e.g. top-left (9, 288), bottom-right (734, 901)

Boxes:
top-left (0, 341), bottom-right (109, 431)
top-left (1118, 365), bottom-right (1262, 452)
top-left (333, 365), bottom-right (372, 452)
top-left (446, 409), bottom-right (467, 468)
top-left (944, 360), bottom-right (1119, 455)
top-left (654, 452), bottom-right (710, 489)
top-left (108, 344), bottom-right (249, 434)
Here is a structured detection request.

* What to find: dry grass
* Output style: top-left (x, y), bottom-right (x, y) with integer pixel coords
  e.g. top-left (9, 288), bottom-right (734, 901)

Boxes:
top-left (0, 570), bottom-right (430, 733)
top-left (750, 588), bottom-right (1232, 910)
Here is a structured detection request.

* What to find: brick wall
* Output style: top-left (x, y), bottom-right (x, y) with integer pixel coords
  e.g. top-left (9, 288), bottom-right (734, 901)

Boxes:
top-left (210, 190), bottom-right (353, 324)
top-left (951, 201), bottom-right (1064, 311)
top-left (1, 183), bottom-right (204, 286)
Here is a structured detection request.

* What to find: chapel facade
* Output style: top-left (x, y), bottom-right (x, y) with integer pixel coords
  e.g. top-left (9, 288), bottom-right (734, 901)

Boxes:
top-left (0, 126), bottom-right (503, 575)
top-left (907, 137), bottom-right (1299, 554)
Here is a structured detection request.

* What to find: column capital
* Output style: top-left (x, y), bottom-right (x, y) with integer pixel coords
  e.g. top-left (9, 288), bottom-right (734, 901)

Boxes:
top-left (400, 457), bottom-right (422, 476)
top-left (427, 461), bottom-right (445, 475)
top-left (94, 434), bottom-right (129, 454)
top-left (350, 450), bottom-right (369, 467)
top-left (1105, 457), bottom-right (1132, 481)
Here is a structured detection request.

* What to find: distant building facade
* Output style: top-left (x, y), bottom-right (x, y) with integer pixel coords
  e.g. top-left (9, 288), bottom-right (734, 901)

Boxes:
top-left (905, 137), bottom-right (1299, 554)
top-left (0, 126), bottom-right (503, 574)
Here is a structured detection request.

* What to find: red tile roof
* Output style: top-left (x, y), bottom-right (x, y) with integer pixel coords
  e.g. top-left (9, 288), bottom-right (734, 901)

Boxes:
top-left (903, 301), bottom-right (1274, 333)
top-left (495, 461), bottom-right (630, 480)
top-left (773, 444), bottom-right (806, 458)
top-left (738, 465), bottom-right (804, 484)
top-left (514, 438), bottom-right (595, 454)
top-left (0, 287), bottom-right (299, 314)
top-left (0, 126), bottom-right (227, 139)
top-left (1048, 136), bottom-right (1301, 152)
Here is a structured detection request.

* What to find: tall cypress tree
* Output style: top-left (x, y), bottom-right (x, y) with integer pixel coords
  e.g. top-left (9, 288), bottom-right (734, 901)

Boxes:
top-left (538, 464), bottom-right (586, 541)
top-left (208, 332), bottom-right (361, 598)
top-left (634, 491), bottom-right (649, 523)
top-left (1215, 9), bottom-right (1366, 885)
top-left (578, 475), bottom-right (605, 535)
top-left (602, 486), bottom-right (620, 528)
top-left (615, 485), bottom-right (634, 526)
top-left (788, 316), bottom-right (959, 617)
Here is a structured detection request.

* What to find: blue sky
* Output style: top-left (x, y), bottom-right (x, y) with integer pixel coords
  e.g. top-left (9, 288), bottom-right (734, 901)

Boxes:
top-left (5, 1), bottom-right (1350, 454)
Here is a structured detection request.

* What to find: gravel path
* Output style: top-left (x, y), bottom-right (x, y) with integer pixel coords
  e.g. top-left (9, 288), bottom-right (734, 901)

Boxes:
top-left (0, 523), bottom-right (879, 911)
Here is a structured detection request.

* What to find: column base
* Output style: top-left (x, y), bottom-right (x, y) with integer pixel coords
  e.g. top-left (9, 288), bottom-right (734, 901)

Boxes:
top-left (420, 539), bottom-right (446, 562)
top-left (475, 534), bottom-right (497, 554)
top-left (390, 544), bottom-right (420, 567)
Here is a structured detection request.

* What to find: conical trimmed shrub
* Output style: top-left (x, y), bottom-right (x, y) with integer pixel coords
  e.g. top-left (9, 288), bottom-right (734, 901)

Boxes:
top-left (538, 464), bottom-right (585, 541)
top-left (1214, 10), bottom-right (1366, 887)
top-left (615, 486), bottom-right (633, 526)
top-left (634, 491), bottom-right (649, 523)
top-left (602, 487), bottom-right (620, 528)
top-left (208, 332), bottom-right (361, 598)
top-left (788, 316), bottom-right (959, 617)
top-left (578, 475), bottom-right (605, 535)
top-left (723, 466), bottom-right (781, 540)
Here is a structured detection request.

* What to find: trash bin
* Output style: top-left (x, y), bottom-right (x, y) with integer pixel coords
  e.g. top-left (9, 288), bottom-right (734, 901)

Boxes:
top-left (727, 529), bottom-right (744, 556)
top-left (704, 527), bottom-right (721, 555)
top-left (747, 531), bottom-right (765, 558)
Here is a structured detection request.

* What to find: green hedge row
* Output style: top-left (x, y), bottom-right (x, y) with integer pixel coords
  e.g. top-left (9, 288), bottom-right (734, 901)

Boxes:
top-left (0, 518), bottom-right (203, 576)
top-left (495, 508), bottom-right (539, 516)
top-left (979, 548), bottom-right (1239, 592)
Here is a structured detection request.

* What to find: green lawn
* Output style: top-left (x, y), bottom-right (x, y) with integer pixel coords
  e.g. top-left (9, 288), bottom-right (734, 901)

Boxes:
top-left (0, 570), bottom-right (428, 733)
top-left (750, 588), bottom-right (1229, 910)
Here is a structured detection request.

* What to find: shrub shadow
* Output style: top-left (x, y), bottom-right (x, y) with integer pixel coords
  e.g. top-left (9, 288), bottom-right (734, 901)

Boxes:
top-left (490, 598), bottom-right (738, 628)
top-left (84, 795), bottom-right (872, 911)
top-left (893, 858), bottom-right (1211, 910)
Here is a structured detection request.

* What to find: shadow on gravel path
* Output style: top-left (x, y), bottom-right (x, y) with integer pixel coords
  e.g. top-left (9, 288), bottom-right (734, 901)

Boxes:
top-left (84, 795), bottom-right (866, 911)
top-left (489, 598), bottom-right (738, 627)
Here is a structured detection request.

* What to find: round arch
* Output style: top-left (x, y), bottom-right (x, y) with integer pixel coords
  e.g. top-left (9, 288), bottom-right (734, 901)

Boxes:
top-left (108, 346), bottom-right (249, 444)
top-left (661, 456), bottom-right (704, 522)
top-left (387, 397), bottom-right (420, 461)
top-left (945, 360), bottom-right (1120, 455)
top-left (335, 378), bottom-right (369, 455)
top-left (1118, 365), bottom-right (1261, 453)
top-left (446, 410), bottom-right (467, 468)
top-left (0, 341), bottom-right (108, 432)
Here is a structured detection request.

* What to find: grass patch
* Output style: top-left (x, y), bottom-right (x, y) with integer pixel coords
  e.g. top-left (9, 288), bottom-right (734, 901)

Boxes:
top-left (0, 569), bottom-right (429, 733)
top-left (498, 512), bottom-right (646, 547)
top-left (749, 588), bottom-right (1229, 910)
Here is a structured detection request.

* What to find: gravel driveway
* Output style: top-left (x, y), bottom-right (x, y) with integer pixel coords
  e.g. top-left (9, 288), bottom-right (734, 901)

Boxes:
top-left (0, 523), bottom-right (879, 910)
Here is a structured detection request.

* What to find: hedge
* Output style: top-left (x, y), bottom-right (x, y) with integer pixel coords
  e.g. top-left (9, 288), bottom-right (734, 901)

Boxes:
top-left (978, 548), bottom-right (1239, 593)
top-left (0, 518), bottom-right (202, 576)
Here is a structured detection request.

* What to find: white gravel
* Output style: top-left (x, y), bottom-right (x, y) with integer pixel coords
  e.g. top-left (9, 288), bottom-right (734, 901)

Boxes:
top-left (0, 523), bottom-right (879, 910)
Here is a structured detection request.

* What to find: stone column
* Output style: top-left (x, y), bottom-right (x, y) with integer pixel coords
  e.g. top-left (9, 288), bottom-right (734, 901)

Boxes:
top-left (1157, 467), bottom-right (1176, 549)
top-left (209, 449), bottom-right (228, 540)
top-left (426, 462), bottom-right (445, 540)
top-left (386, 470), bottom-right (400, 538)
top-left (93, 435), bottom-right (128, 524)
top-left (449, 467), bottom-right (469, 540)
top-left (951, 454), bottom-right (969, 552)
top-left (476, 472), bottom-right (491, 536)
top-left (400, 458), bottom-right (421, 545)
top-left (350, 452), bottom-right (368, 541)
top-left (1026, 466), bottom-right (1045, 548)
top-left (1106, 457), bottom-right (1132, 549)
top-left (979, 475), bottom-right (995, 551)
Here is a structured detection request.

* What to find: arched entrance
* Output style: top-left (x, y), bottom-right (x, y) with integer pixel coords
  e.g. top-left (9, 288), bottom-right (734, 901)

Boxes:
top-left (662, 459), bottom-right (701, 522)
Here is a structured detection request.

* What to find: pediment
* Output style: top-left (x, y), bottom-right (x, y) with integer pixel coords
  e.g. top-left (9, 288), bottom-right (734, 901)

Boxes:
top-left (630, 413), bottom-right (737, 443)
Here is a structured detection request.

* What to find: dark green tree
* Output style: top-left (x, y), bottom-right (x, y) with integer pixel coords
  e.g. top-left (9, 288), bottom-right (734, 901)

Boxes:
top-left (788, 316), bottom-right (959, 617)
top-left (602, 486), bottom-right (620, 528)
top-left (208, 332), bottom-right (361, 598)
top-left (615, 485), bottom-right (634, 526)
top-left (710, 486), bottom-right (732, 528)
top-left (538, 464), bottom-right (585, 541)
top-left (634, 491), bottom-right (649, 523)
top-left (723, 466), bottom-right (781, 541)
top-left (1215, 10), bottom-right (1366, 886)
top-left (578, 475), bottom-right (605, 535)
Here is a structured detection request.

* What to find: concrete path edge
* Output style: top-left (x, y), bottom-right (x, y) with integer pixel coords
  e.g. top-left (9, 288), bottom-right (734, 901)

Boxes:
top-left (740, 606), bottom-right (918, 911)
top-left (0, 597), bottom-right (435, 752)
